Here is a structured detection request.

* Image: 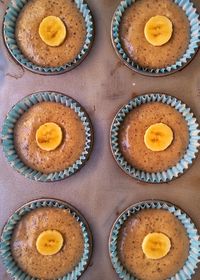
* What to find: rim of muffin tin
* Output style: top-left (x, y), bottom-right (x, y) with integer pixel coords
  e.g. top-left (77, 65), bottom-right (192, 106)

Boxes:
top-left (110, 93), bottom-right (200, 183)
top-left (0, 198), bottom-right (93, 280)
top-left (1, 91), bottom-right (93, 182)
top-left (3, 0), bottom-right (94, 75)
top-left (109, 199), bottom-right (200, 280)
top-left (111, 0), bottom-right (200, 77)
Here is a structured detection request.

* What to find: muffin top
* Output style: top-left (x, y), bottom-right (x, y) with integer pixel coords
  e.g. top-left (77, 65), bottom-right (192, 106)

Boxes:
top-left (11, 207), bottom-right (84, 279)
top-left (118, 209), bottom-right (189, 280)
top-left (14, 101), bottom-right (86, 174)
top-left (119, 102), bottom-right (189, 173)
top-left (15, 0), bottom-right (86, 67)
top-left (120, 0), bottom-right (190, 69)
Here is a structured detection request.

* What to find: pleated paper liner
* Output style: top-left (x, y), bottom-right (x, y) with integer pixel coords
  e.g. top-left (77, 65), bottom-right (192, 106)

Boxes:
top-left (0, 198), bottom-right (92, 280)
top-left (1, 91), bottom-right (93, 182)
top-left (110, 93), bottom-right (200, 183)
top-left (111, 0), bottom-right (200, 76)
top-left (3, 0), bottom-right (94, 74)
top-left (109, 200), bottom-right (200, 280)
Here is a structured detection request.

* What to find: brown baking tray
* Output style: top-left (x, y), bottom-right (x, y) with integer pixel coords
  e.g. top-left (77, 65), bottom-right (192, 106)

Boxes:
top-left (0, 0), bottom-right (200, 279)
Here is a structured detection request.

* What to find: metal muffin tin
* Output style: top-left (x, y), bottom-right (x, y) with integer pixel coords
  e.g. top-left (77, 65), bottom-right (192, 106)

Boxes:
top-left (0, 198), bottom-right (93, 280)
top-left (1, 91), bottom-right (94, 182)
top-left (0, 0), bottom-right (200, 279)
top-left (110, 93), bottom-right (200, 183)
top-left (111, 0), bottom-right (200, 76)
top-left (109, 200), bottom-right (200, 280)
top-left (3, 0), bottom-right (94, 75)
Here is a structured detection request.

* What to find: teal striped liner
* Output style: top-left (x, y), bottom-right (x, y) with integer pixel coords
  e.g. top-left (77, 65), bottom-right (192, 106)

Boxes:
top-left (111, 0), bottom-right (200, 76)
top-left (0, 199), bottom-right (92, 280)
top-left (110, 93), bottom-right (200, 183)
top-left (3, 0), bottom-right (94, 74)
top-left (109, 200), bottom-right (200, 280)
top-left (1, 91), bottom-right (93, 182)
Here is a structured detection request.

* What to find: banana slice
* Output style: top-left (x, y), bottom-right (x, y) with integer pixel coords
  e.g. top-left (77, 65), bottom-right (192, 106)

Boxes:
top-left (144, 15), bottom-right (173, 46)
top-left (142, 232), bottom-right (171, 260)
top-left (36, 122), bottom-right (63, 151)
top-left (144, 123), bottom-right (173, 152)
top-left (39, 16), bottom-right (67, 47)
top-left (36, 230), bottom-right (64, 256)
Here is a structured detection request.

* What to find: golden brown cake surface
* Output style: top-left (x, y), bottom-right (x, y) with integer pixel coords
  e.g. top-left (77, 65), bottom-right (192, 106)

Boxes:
top-left (118, 209), bottom-right (189, 280)
top-left (15, 0), bottom-right (86, 67)
top-left (120, 0), bottom-right (189, 69)
top-left (11, 207), bottom-right (84, 279)
top-left (119, 102), bottom-right (189, 173)
top-left (14, 102), bottom-right (85, 173)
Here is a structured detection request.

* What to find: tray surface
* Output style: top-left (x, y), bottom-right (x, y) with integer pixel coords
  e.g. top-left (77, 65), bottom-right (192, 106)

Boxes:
top-left (0, 0), bottom-right (200, 279)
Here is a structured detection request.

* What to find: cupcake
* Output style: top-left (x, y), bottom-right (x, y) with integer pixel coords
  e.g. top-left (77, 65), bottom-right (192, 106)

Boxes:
top-left (109, 200), bottom-right (200, 280)
top-left (110, 94), bottom-right (200, 183)
top-left (111, 0), bottom-right (200, 75)
top-left (119, 102), bottom-right (188, 173)
top-left (2, 91), bottom-right (93, 181)
top-left (0, 199), bottom-right (92, 280)
top-left (3, 0), bottom-right (94, 74)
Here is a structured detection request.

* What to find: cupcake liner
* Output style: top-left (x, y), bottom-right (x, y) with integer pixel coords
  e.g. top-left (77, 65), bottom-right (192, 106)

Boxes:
top-left (111, 0), bottom-right (200, 76)
top-left (109, 200), bottom-right (200, 280)
top-left (0, 198), bottom-right (92, 280)
top-left (3, 0), bottom-right (94, 74)
top-left (1, 91), bottom-right (93, 182)
top-left (110, 93), bottom-right (200, 183)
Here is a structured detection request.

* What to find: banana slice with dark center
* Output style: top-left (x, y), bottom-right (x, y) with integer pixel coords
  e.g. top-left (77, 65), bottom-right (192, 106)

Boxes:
top-left (39, 16), bottom-right (67, 47)
top-left (144, 15), bottom-right (173, 46)
top-left (36, 122), bottom-right (63, 151)
top-left (144, 123), bottom-right (173, 152)
top-left (36, 230), bottom-right (64, 256)
top-left (142, 232), bottom-right (171, 260)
